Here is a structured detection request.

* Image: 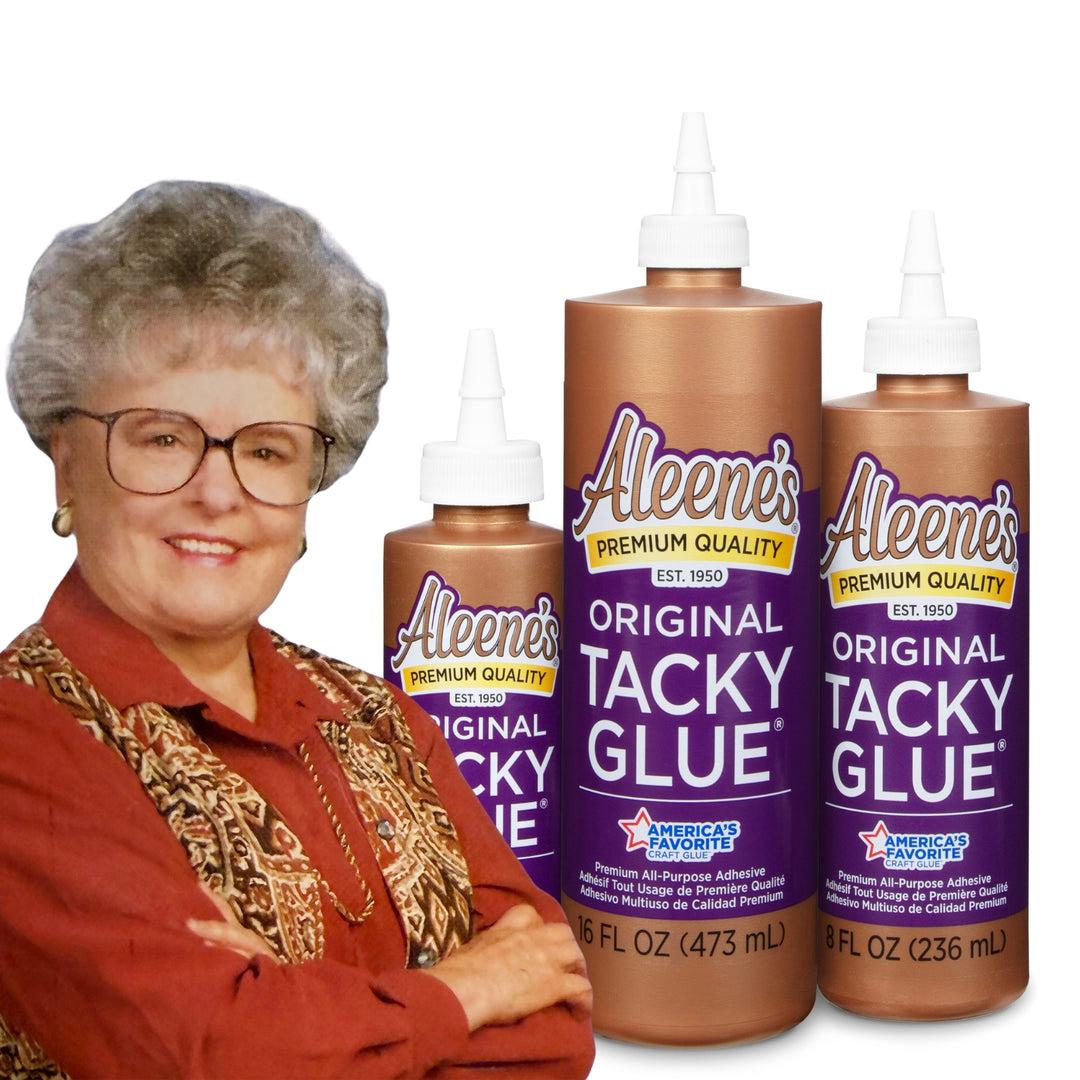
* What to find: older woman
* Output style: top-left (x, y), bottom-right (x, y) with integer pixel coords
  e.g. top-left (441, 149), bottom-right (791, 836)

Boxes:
top-left (0, 182), bottom-right (592, 1079)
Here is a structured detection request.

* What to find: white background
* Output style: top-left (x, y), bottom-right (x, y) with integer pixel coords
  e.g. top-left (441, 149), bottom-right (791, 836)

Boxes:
top-left (1, 3), bottom-right (1074, 1077)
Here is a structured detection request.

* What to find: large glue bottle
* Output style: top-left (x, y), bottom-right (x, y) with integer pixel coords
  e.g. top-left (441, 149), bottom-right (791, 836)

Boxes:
top-left (383, 329), bottom-right (562, 897)
top-left (562, 113), bottom-right (821, 1044)
top-left (818, 212), bottom-right (1028, 1018)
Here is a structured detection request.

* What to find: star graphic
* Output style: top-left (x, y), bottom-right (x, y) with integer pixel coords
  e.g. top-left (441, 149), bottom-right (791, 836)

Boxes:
top-left (619, 807), bottom-right (653, 851)
top-left (860, 820), bottom-right (890, 860)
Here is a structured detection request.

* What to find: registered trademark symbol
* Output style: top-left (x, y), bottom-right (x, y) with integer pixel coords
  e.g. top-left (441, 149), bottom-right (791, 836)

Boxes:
top-left (792, 522), bottom-right (799, 534)
top-left (540, 798), bottom-right (550, 809)
top-left (998, 739), bottom-right (1007, 752)
top-left (774, 717), bottom-right (784, 732)
top-left (1012, 562), bottom-right (1018, 572)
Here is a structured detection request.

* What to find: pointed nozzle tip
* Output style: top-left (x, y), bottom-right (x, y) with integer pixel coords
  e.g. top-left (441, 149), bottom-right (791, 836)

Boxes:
top-left (640, 112), bottom-right (747, 267)
top-left (865, 210), bottom-right (980, 374)
top-left (674, 111), bottom-right (714, 173)
top-left (459, 328), bottom-right (505, 399)
top-left (901, 210), bottom-right (945, 275)
top-left (421, 328), bottom-right (544, 505)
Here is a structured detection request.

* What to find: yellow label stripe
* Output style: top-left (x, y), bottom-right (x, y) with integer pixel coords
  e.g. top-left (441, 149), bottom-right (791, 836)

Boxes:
top-left (586, 525), bottom-right (794, 571)
top-left (400, 662), bottom-right (557, 696)
top-left (829, 564), bottom-right (1016, 605)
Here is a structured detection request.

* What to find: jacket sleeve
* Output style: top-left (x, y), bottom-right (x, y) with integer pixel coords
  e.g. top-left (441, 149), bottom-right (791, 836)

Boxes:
top-left (0, 679), bottom-right (476, 1080)
top-left (388, 687), bottom-right (596, 1079)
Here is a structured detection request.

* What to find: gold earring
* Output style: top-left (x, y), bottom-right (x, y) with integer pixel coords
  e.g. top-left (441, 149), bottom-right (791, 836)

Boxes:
top-left (51, 500), bottom-right (74, 538)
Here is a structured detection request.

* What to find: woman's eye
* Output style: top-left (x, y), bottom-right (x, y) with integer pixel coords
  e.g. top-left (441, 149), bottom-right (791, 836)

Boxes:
top-left (240, 431), bottom-right (303, 465)
top-left (116, 412), bottom-right (200, 452)
top-left (129, 428), bottom-right (186, 450)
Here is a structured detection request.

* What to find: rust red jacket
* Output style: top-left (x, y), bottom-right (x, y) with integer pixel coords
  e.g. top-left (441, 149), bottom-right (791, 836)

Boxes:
top-left (0, 566), bottom-right (594, 1079)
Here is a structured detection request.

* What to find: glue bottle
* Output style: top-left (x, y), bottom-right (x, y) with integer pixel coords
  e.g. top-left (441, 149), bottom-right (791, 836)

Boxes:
top-left (818, 212), bottom-right (1029, 1018)
top-left (562, 113), bottom-right (821, 1044)
top-left (383, 329), bottom-right (562, 897)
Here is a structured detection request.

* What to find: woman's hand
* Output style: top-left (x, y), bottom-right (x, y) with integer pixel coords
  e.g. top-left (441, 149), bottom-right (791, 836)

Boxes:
top-left (426, 904), bottom-right (592, 1032)
top-left (186, 882), bottom-right (280, 964)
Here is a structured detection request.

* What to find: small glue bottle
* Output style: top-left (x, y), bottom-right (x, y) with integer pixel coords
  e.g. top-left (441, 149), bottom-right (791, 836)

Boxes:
top-left (383, 329), bottom-right (562, 897)
top-left (818, 212), bottom-right (1029, 1018)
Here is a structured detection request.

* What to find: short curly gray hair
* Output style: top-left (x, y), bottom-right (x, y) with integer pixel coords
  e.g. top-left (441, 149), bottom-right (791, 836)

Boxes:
top-left (7, 180), bottom-right (387, 487)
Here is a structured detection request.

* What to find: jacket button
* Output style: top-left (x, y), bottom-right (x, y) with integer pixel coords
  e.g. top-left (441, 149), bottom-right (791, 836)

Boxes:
top-left (376, 819), bottom-right (395, 840)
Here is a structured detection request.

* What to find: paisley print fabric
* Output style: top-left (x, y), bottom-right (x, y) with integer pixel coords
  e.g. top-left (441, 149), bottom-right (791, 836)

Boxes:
top-left (278, 636), bottom-right (474, 966)
top-left (0, 1022), bottom-right (70, 1080)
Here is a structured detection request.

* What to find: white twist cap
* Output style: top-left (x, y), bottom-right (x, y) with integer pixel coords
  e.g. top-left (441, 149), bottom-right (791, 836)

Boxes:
top-left (420, 329), bottom-right (544, 506)
top-left (864, 211), bottom-right (980, 374)
top-left (638, 112), bottom-right (749, 269)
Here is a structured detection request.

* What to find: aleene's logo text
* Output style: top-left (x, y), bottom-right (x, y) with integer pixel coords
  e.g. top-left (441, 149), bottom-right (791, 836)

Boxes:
top-left (570, 406), bottom-right (802, 584)
top-left (573, 406), bottom-right (800, 537)
top-left (390, 574), bottom-right (560, 697)
top-left (821, 455), bottom-right (1020, 610)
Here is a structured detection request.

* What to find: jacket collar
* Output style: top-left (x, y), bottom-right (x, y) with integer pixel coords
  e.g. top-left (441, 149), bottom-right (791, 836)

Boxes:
top-left (41, 562), bottom-right (342, 749)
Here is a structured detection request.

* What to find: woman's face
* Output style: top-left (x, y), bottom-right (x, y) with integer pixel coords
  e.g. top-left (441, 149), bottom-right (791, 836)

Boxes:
top-left (51, 327), bottom-right (318, 655)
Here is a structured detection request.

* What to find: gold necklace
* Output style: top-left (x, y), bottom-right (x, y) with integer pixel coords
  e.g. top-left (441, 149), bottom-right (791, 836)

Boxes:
top-left (298, 742), bottom-right (376, 925)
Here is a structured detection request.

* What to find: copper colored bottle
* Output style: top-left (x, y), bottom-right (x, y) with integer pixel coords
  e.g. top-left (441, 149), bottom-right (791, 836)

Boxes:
top-left (818, 213), bottom-right (1029, 1019)
top-left (384, 330), bottom-right (562, 897)
top-left (562, 114), bottom-right (820, 1044)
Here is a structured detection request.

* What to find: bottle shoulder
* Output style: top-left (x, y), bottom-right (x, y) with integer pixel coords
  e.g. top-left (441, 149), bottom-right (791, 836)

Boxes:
top-left (567, 283), bottom-right (819, 311)
top-left (384, 514), bottom-right (561, 548)
top-left (824, 386), bottom-right (1028, 414)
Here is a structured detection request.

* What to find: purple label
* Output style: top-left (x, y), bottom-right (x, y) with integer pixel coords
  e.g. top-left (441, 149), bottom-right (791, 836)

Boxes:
top-left (819, 454), bottom-right (1028, 927)
top-left (562, 407), bottom-right (818, 921)
top-left (385, 573), bottom-right (561, 897)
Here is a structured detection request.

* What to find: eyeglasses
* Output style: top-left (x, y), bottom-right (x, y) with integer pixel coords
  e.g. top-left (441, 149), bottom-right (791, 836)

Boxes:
top-left (63, 408), bottom-right (334, 507)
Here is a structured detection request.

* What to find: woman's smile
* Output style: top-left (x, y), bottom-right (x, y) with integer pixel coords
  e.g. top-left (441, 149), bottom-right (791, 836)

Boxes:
top-left (164, 534), bottom-right (243, 560)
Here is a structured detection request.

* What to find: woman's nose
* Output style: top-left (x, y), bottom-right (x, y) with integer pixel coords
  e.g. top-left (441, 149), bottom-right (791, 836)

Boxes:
top-left (185, 444), bottom-right (247, 510)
